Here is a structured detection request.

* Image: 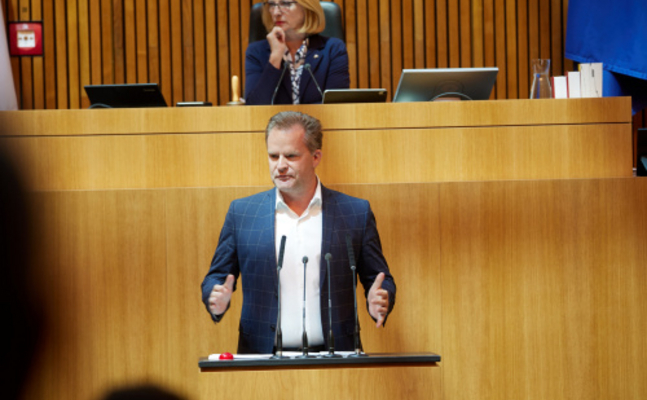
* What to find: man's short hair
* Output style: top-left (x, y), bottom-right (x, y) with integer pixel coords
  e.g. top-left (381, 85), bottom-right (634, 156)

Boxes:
top-left (265, 111), bottom-right (323, 153)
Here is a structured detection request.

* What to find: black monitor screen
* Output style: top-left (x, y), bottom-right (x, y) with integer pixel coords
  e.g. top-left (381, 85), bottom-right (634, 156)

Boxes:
top-left (393, 68), bottom-right (499, 102)
top-left (84, 83), bottom-right (168, 108)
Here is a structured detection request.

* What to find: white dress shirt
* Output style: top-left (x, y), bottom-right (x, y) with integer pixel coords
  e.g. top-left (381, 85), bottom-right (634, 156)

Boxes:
top-left (274, 180), bottom-right (324, 348)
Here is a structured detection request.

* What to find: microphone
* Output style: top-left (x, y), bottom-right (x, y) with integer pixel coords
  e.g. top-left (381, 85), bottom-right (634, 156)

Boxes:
top-left (271, 235), bottom-right (288, 359)
top-left (346, 234), bottom-right (366, 357)
top-left (271, 61), bottom-right (289, 105)
top-left (296, 256), bottom-right (316, 358)
top-left (323, 253), bottom-right (342, 358)
top-left (304, 63), bottom-right (324, 103)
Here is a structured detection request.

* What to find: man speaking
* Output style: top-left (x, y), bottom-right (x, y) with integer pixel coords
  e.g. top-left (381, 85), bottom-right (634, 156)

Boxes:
top-left (201, 111), bottom-right (395, 354)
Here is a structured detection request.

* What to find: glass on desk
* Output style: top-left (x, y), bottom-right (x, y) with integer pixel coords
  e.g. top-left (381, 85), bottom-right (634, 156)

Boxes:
top-left (530, 59), bottom-right (552, 99)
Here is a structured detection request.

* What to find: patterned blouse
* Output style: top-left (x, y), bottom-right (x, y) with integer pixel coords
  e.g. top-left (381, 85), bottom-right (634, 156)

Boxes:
top-left (283, 38), bottom-right (309, 104)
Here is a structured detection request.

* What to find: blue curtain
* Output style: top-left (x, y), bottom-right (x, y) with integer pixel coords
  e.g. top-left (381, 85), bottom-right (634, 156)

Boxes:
top-left (565, 0), bottom-right (647, 114)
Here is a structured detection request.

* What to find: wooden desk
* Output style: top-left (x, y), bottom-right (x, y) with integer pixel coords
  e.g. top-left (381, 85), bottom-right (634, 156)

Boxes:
top-left (0, 98), bottom-right (632, 191)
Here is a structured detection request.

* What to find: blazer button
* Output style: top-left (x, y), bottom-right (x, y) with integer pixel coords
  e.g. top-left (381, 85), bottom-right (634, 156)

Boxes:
top-left (270, 324), bottom-right (276, 331)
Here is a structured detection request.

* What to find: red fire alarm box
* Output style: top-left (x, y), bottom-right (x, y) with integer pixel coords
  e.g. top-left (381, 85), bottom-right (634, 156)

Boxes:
top-left (8, 22), bottom-right (43, 57)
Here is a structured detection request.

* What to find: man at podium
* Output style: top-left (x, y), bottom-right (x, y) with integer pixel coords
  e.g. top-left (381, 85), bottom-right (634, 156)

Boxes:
top-left (201, 111), bottom-right (396, 354)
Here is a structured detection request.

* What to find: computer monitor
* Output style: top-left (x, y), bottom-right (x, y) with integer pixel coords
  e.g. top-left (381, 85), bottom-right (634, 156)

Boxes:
top-left (392, 67), bottom-right (499, 102)
top-left (322, 89), bottom-right (388, 104)
top-left (84, 83), bottom-right (168, 108)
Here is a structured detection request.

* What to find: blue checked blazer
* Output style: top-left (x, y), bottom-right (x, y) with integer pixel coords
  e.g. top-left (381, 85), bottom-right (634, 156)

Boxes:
top-left (201, 185), bottom-right (396, 354)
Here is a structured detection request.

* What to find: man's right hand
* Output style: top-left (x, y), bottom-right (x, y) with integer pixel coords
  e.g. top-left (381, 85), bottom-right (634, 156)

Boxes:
top-left (208, 274), bottom-right (235, 316)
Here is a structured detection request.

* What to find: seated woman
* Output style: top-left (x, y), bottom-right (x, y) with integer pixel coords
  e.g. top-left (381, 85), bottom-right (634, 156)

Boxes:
top-left (244, 0), bottom-right (350, 105)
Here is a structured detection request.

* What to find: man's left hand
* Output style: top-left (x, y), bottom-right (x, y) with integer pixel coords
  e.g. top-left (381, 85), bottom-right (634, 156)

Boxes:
top-left (368, 272), bottom-right (389, 328)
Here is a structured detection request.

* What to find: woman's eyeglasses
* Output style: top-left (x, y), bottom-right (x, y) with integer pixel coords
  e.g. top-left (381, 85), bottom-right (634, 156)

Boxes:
top-left (264, 1), bottom-right (298, 11)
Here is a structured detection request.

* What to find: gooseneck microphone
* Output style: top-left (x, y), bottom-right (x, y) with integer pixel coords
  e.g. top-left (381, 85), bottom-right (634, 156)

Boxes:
top-left (271, 61), bottom-right (289, 105)
top-left (323, 253), bottom-right (342, 358)
top-left (296, 256), bottom-right (316, 358)
top-left (304, 63), bottom-right (324, 103)
top-left (346, 234), bottom-right (366, 357)
top-left (271, 236), bottom-right (288, 359)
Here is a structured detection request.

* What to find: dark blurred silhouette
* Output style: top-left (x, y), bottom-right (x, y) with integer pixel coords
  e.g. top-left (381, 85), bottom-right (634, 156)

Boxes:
top-left (0, 147), bottom-right (186, 400)
top-left (100, 385), bottom-right (186, 400)
top-left (0, 147), bottom-right (43, 400)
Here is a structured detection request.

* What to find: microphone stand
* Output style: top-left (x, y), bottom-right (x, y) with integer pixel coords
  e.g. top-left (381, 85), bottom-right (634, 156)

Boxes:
top-left (304, 63), bottom-right (324, 103)
top-left (296, 256), bottom-right (316, 359)
top-left (323, 253), bottom-right (342, 358)
top-left (346, 235), bottom-right (366, 357)
top-left (271, 61), bottom-right (289, 105)
top-left (271, 236), bottom-right (289, 359)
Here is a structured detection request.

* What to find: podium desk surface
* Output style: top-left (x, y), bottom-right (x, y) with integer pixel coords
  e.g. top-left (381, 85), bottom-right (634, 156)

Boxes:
top-left (199, 352), bottom-right (440, 371)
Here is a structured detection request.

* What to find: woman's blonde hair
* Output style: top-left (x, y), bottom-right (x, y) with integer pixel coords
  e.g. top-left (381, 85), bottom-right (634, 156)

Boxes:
top-left (262, 0), bottom-right (326, 35)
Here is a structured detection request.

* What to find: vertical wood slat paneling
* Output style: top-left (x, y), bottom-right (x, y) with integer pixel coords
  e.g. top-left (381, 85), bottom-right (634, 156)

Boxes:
top-left (205, 1), bottom-right (218, 103)
top-left (505, 0), bottom-right (517, 98)
top-left (425, 0), bottom-right (437, 69)
top-left (31, 0), bottom-right (44, 109)
top-left (159, 0), bottom-right (172, 104)
top-left (494, 0), bottom-right (506, 98)
top-left (447, 0), bottom-right (459, 67)
top-left (135, 0), bottom-right (148, 84)
top-left (379, 0), bottom-right (391, 92)
top-left (3, 0), bottom-right (645, 132)
top-left (147, 0), bottom-right (160, 86)
top-left (390, 0), bottom-right (402, 93)
top-left (517, 0), bottom-right (529, 99)
top-left (101, 0), bottom-right (114, 84)
top-left (54, 0), bottom-right (68, 108)
top-left (344, 0), bottom-right (358, 87)
top-left (193, 0), bottom-right (206, 101)
top-left (402, 0), bottom-right (414, 70)
top-left (79, 0), bottom-right (91, 109)
top-left (528, 0), bottom-right (539, 96)
top-left (42, 0), bottom-right (56, 108)
top-left (367, 0), bottom-right (379, 88)
top-left (19, 0), bottom-right (32, 109)
top-left (229, 0), bottom-right (242, 103)
top-left (436, 0), bottom-right (448, 68)
top-left (471, 0), bottom-right (483, 67)
top-left (216, 0), bottom-right (230, 105)
top-left (459, 0), bottom-right (471, 67)
top-left (67, 0), bottom-right (79, 109)
top-left (482, 0), bottom-right (494, 67)
top-left (413, 0), bottom-right (424, 68)
top-left (181, 0), bottom-right (194, 101)
top-left (89, 0), bottom-right (102, 85)
top-left (123, 0), bottom-right (136, 84)
top-left (355, 0), bottom-right (368, 89)
top-left (170, 1), bottom-right (182, 105)
top-left (113, 0), bottom-right (125, 84)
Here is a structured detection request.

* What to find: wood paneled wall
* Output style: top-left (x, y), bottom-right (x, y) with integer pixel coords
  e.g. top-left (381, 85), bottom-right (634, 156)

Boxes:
top-left (2, 0), bottom-right (574, 108)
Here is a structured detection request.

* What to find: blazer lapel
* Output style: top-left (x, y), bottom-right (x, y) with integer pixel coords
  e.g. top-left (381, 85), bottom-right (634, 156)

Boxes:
top-left (299, 35), bottom-right (325, 101)
top-left (261, 189), bottom-right (279, 293)
top-left (320, 185), bottom-right (336, 287)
